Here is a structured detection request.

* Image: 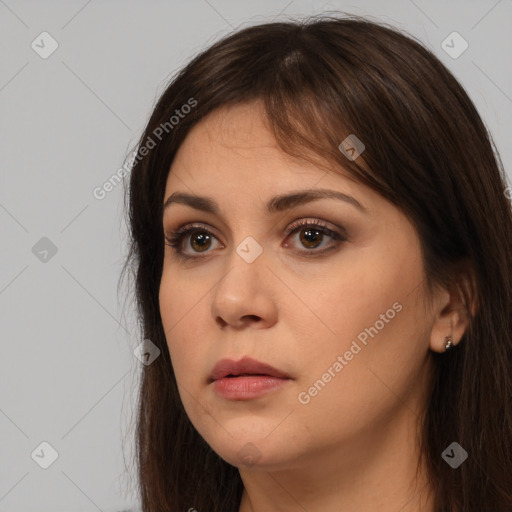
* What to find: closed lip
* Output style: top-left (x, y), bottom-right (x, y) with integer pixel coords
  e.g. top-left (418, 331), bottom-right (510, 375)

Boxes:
top-left (209, 356), bottom-right (290, 381)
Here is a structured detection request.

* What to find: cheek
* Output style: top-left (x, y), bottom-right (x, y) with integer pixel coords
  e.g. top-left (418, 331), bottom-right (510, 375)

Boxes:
top-left (275, 242), bottom-right (400, 338)
top-left (293, 246), bottom-right (428, 399)
top-left (295, 247), bottom-right (417, 351)
top-left (158, 272), bottom-right (203, 383)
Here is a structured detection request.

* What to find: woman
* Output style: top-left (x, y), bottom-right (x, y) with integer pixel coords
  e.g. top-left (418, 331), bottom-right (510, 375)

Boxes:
top-left (121, 13), bottom-right (512, 512)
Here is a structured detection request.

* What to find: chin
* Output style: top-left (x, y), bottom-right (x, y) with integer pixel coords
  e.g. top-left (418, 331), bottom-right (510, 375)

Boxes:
top-left (201, 429), bottom-right (297, 470)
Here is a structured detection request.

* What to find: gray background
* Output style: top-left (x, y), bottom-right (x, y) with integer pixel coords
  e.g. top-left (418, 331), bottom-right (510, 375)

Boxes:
top-left (1, 1), bottom-right (511, 511)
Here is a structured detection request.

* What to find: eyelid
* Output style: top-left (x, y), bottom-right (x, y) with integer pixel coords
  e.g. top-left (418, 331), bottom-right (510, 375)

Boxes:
top-left (284, 218), bottom-right (345, 238)
top-left (164, 222), bottom-right (220, 241)
top-left (164, 218), bottom-right (344, 241)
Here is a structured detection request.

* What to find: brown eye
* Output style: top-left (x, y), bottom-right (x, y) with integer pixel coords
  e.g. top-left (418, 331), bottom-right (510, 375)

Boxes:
top-left (299, 228), bottom-right (324, 249)
top-left (284, 219), bottom-right (346, 256)
top-left (165, 219), bottom-right (346, 261)
top-left (164, 224), bottom-right (221, 258)
top-left (189, 231), bottom-right (212, 252)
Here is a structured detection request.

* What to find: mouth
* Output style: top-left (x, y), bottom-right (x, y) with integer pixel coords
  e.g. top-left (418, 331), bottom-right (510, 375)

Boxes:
top-left (209, 357), bottom-right (291, 400)
top-left (209, 356), bottom-right (290, 382)
top-left (224, 373), bottom-right (268, 378)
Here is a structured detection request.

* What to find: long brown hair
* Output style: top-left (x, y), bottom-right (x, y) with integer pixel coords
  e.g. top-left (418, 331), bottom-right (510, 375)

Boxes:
top-left (121, 13), bottom-right (512, 512)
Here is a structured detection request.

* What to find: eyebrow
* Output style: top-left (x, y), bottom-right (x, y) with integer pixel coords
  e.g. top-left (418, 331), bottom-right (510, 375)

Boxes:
top-left (163, 189), bottom-right (368, 215)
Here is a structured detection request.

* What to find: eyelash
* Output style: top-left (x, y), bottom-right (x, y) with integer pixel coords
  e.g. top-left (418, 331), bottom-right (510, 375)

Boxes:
top-left (164, 219), bottom-right (346, 261)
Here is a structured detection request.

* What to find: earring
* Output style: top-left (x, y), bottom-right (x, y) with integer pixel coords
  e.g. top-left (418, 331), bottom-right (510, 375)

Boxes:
top-left (444, 336), bottom-right (454, 352)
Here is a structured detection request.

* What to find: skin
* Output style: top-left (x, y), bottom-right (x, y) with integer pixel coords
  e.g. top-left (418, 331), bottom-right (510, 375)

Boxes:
top-left (159, 100), bottom-right (470, 512)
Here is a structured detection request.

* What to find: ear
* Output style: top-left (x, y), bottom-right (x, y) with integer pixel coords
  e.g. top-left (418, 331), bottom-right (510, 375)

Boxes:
top-left (429, 263), bottom-right (478, 353)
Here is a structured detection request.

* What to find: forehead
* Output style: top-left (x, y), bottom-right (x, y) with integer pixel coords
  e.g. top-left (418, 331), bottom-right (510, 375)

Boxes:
top-left (165, 101), bottom-right (359, 197)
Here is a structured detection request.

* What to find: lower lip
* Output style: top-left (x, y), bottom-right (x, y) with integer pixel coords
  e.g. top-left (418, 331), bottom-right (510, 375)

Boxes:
top-left (212, 375), bottom-right (290, 400)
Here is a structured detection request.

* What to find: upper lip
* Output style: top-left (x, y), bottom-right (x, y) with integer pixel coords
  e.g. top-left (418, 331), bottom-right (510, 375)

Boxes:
top-left (209, 356), bottom-right (290, 381)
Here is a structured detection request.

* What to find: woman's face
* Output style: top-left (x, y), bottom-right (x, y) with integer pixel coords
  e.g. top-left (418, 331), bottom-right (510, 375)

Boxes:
top-left (159, 101), bottom-right (439, 471)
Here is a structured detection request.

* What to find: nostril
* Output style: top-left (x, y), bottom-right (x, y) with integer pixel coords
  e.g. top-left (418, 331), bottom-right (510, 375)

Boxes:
top-left (216, 317), bottom-right (228, 328)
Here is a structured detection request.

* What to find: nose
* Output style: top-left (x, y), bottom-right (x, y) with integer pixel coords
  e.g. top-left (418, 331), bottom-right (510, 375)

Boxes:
top-left (211, 249), bottom-right (278, 330)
